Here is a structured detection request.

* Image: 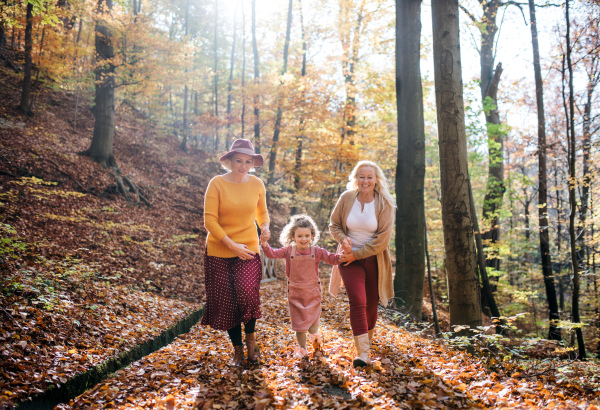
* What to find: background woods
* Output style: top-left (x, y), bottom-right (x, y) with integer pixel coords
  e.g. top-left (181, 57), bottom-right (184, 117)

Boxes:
top-left (1, 0), bottom-right (600, 406)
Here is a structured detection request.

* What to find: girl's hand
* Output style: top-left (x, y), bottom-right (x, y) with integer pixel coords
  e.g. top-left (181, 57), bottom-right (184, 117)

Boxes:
top-left (230, 242), bottom-right (256, 260)
top-left (339, 251), bottom-right (357, 266)
top-left (342, 237), bottom-right (352, 253)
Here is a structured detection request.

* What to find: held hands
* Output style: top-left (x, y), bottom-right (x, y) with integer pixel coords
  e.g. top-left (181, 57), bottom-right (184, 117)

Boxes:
top-left (339, 251), bottom-right (357, 266)
top-left (260, 229), bottom-right (271, 246)
top-left (339, 237), bottom-right (356, 266)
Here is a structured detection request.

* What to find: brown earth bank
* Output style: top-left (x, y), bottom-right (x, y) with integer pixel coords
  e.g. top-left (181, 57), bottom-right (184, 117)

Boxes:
top-left (0, 61), bottom-right (212, 406)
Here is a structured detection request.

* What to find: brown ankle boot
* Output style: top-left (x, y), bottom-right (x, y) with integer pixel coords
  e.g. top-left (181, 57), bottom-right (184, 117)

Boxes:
top-left (245, 333), bottom-right (260, 363)
top-left (231, 345), bottom-right (244, 367)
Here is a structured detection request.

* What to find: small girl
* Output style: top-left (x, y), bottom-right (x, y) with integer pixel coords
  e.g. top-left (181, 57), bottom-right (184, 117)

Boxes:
top-left (260, 214), bottom-right (341, 359)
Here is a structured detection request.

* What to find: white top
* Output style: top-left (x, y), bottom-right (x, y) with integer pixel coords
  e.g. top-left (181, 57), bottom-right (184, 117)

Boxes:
top-left (346, 198), bottom-right (377, 251)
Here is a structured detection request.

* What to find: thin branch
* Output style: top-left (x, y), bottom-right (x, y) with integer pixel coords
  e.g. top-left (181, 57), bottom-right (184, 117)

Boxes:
top-left (458, 3), bottom-right (478, 23)
top-left (500, 1), bottom-right (528, 25)
top-left (1, 306), bottom-right (25, 331)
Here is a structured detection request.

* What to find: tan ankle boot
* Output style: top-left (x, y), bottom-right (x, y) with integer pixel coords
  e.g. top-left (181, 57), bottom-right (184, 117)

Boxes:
top-left (231, 345), bottom-right (244, 367)
top-left (368, 328), bottom-right (374, 347)
top-left (353, 333), bottom-right (371, 368)
top-left (245, 333), bottom-right (260, 363)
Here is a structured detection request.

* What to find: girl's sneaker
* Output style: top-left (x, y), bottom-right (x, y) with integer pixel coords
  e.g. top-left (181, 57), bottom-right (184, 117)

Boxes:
top-left (293, 346), bottom-right (309, 359)
top-left (308, 332), bottom-right (323, 351)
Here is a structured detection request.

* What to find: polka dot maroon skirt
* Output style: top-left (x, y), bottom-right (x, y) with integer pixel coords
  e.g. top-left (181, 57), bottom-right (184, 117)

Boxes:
top-left (201, 252), bottom-right (262, 331)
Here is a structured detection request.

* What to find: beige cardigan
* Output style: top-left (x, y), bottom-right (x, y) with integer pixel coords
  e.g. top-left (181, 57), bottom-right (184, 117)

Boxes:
top-left (328, 189), bottom-right (395, 307)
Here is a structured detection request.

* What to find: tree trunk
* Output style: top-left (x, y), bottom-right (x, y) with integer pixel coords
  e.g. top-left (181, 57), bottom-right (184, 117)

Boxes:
top-left (340, 0), bottom-right (364, 145)
top-left (266, 0), bottom-right (293, 196)
top-left (425, 223), bottom-right (441, 336)
top-left (180, 0), bottom-right (190, 152)
top-left (226, 3), bottom-right (238, 150)
top-left (478, 0), bottom-right (506, 283)
top-left (565, 0), bottom-right (585, 359)
top-left (393, 0), bottom-right (426, 319)
top-left (241, 1), bottom-right (246, 138)
top-left (19, 2), bottom-right (34, 115)
top-left (0, 1), bottom-right (5, 58)
top-left (431, 0), bottom-right (482, 328)
top-left (251, 0), bottom-right (260, 153)
top-left (578, 69), bottom-right (597, 277)
top-left (553, 162), bottom-right (565, 313)
top-left (213, 0), bottom-right (219, 151)
top-left (84, 0), bottom-right (116, 168)
top-left (529, 0), bottom-right (560, 340)
top-left (290, 0), bottom-right (307, 216)
top-left (469, 179), bottom-right (502, 330)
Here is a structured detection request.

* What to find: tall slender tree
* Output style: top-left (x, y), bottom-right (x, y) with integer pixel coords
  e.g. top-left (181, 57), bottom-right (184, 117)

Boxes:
top-left (266, 0), bottom-right (293, 197)
top-left (19, 1), bottom-right (34, 114)
top-left (578, 52), bottom-right (598, 277)
top-left (565, 0), bottom-right (585, 359)
top-left (460, 0), bottom-right (506, 288)
top-left (393, 0), bottom-right (426, 319)
top-left (241, 0), bottom-right (246, 137)
top-left (213, 0), bottom-right (219, 151)
top-left (290, 0), bottom-right (307, 216)
top-left (338, 0), bottom-right (368, 145)
top-left (180, 0), bottom-right (190, 152)
top-left (528, 0), bottom-right (560, 341)
top-left (226, 2), bottom-right (239, 150)
top-left (431, 0), bottom-right (482, 327)
top-left (251, 0), bottom-right (260, 153)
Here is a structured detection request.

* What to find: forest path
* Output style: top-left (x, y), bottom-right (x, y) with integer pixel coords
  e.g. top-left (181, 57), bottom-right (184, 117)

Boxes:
top-left (57, 279), bottom-right (598, 409)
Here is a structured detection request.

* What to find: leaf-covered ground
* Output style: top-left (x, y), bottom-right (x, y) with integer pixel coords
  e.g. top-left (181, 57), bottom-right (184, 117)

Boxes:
top-left (57, 278), bottom-right (600, 409)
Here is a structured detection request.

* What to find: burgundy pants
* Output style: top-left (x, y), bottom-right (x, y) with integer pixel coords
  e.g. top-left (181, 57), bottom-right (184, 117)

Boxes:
top-left (339, 255), bottom-right (378, 336)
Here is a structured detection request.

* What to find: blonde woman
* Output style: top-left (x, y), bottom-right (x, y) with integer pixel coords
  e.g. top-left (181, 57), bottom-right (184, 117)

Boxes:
top-left (329, 160), bottom-right (395, 368)
top-left (201, 139), bottom-right (270, 367)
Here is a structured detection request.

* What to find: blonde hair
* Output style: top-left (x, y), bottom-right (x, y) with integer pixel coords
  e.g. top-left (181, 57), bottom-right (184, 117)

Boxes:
top-left (279, 214), bottom-right (320, 246)
top-left (221, 153), bottom-right (256, 172)
top-left (346, 160), bottom-right (396, 208)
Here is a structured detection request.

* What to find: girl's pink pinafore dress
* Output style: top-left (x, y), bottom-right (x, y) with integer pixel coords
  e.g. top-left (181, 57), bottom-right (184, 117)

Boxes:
top-left (287, 245), bottom-right (321, 332)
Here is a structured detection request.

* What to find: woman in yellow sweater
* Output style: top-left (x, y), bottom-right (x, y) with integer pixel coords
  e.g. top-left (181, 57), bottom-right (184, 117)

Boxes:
top-left (201, 139), bottom-right (270, 366)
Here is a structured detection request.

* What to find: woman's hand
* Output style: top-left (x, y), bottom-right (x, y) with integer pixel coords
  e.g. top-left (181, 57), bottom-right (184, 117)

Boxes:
top-left (230, 242), bottom-right (256, 260)
top-left (221, 235), bottom-right (256, 260)
top-left (339, 251), bottom-right (357, 266)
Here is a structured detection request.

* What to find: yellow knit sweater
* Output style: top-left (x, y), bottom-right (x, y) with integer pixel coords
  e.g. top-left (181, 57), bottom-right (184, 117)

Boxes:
top-left (204, 174), bottom-right (269, 258)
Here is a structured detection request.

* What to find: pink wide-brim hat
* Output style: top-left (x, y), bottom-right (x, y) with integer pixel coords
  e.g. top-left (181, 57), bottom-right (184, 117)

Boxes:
top-left (219, 138), bottom-right (264, 167)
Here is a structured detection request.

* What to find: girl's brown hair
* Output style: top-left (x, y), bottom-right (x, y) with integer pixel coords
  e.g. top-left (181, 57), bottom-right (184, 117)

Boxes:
top-left (278, 214), bottom-right (320, 246)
